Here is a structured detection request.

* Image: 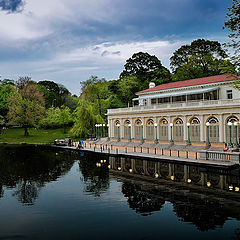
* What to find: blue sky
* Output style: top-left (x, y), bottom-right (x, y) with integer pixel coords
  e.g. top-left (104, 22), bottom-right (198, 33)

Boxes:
top-left (0, 0), bottom-right (232, 94)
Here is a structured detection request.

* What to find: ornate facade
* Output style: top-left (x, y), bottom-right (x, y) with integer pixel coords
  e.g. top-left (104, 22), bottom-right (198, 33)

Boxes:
top-left (107, 74), bottom-right (240, 145)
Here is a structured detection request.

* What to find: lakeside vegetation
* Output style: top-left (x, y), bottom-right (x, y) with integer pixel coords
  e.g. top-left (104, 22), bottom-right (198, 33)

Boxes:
top-left (0, 1), bottom-right (239, 142)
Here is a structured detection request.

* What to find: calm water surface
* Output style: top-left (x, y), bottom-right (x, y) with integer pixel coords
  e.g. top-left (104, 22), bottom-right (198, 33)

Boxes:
top-left (0, 145), bottom-right (240, 240)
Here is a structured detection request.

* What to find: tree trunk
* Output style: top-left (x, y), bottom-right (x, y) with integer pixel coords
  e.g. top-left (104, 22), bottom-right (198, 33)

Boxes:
top-left (24, 126), bottom-right (29, 136)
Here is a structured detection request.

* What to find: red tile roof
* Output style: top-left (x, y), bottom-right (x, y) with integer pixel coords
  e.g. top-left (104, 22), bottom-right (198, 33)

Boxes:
top-left (136, 74), bottom-right (239, 95)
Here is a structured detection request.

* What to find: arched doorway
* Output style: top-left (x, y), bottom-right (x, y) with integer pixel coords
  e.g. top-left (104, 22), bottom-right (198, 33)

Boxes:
top-left (134, 119), bottom-right (142, 140)
top-left (189, 117), bottom-right (200, 142)
top-left (173, 118), bottom-right (184, 142)
top-left (146, 119), bottom-right (154, 140)
top-left (159, 118), bottom-right (168, 141)
top-left (114, 120), bottom-right (120, 139)
top-left (124, 120), bottom-right (131, 139)
top-left (207, 117), bottom-right (219, 143)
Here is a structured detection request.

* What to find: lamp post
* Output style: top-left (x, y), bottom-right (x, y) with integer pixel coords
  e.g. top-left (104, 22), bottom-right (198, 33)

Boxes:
top-left (206, 122), bottom-right (210, 146)
top-left (228, 122), bottom-right (233, 147)
top-left (170, 123), bottom-right (174, 143)
top-left (117, 124), bottom-right (120, 141)
top-left (141, 124), bottom-right (144, 143)
top-left (128, 124), bottom-right (131, 142)
top-left (95, 124), bottom-right (98, 139)
top-left (234, 122), bottom-right (238, 147)
top-left (107, 124), bottom-right (110, 141)
top-left (154, 123), bottom-right (158, 143)
top-left (187, 122), bottom-right (191, 145)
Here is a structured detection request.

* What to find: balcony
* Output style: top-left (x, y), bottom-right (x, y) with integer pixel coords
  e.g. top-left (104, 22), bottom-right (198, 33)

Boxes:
top-left (107, 98), bottom-right (240, 115)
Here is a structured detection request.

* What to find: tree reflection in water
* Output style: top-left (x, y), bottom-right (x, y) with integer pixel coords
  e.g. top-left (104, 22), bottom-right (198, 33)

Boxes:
top-left (0, 145), bottom-right (75, 205)
top-left (78, 153), bottom-right (110, 197)
top-left (122, 182), bottom-right (165, 216)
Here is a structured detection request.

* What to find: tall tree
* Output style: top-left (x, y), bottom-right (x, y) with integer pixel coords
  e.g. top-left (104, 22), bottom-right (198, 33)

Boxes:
top-left (7, 77), bottom-right (46, 136)
top-left (70, 100), bottom-right (104, 138)
top-left (224, 0), bottom-right (240, 70)
top-left (80, 76), bottom-right (109, 118)
top-left (170, 39), bottom-right (229, 80)
top-left (119, 52), bottom-right (171, 88)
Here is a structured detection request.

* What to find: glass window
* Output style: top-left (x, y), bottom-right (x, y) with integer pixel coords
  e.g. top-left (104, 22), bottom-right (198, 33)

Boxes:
top-left (227, 90), bottom-right (233, 99)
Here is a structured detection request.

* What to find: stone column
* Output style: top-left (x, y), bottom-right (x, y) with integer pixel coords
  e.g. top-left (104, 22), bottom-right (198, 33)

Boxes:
top-left (219, 114), bottom-right (224, 143)
top-left (199, 115), bottom-right (204, 142)
top-left (143, 118), bottom-right (146, 140)
top-left (184, 115), bottom-right (188, 141)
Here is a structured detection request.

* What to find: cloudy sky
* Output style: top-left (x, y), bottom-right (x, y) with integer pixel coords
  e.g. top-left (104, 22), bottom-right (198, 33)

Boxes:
top-left (0, 0), bottom-right (232, 94)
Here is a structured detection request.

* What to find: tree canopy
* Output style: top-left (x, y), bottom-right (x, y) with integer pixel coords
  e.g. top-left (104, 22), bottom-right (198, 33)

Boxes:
top-left (224, 0), bottom-right (240, 69)
top-left (170, 39), bottom-right (230, 81)
top-left (119, 52), bottom-right (171, 88)
top-left (7, 77), bottom-right (46, 136)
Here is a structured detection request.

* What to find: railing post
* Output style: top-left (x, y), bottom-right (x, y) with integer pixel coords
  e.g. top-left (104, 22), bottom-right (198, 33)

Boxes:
top-left (155, 148), bottom-right (156, 154)
top-left (147, 148), bottom-right (149, 154)
top-left (195, 152), bottom-right (198, 160)
top-left (125, 147), bottom-right (127, 153)
top-left (186, 151), bottom-right (188, 159)
top-left (178, 150), bottom-right (180, 157)
top-left (170, 149), bottom-right (171, 156)
top-left (116, 148), bottom-right (118, 154)
top-left (162, 149), bottom-right (164, 155)
top-left (140, 147), bottom-right (142, 153)
top-left (134, 146), bottom-right (136, 152)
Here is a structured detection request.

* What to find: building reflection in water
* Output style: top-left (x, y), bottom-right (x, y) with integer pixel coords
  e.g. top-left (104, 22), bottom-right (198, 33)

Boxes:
top-left (108, 155), bottom-right (240, 231)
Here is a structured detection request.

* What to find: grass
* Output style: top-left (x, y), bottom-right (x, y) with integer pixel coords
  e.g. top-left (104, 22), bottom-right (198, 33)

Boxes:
top-left (0, 127), bottom-right (76, 143)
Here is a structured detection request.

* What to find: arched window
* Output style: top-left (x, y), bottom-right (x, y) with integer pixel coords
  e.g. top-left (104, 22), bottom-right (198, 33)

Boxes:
top-left (146, 119), bottom-right (154, 140)
top-left (124, 120), bottom-right (131, 139)
top-left (207, 116), bottom-right (219, 143)
top-left (134, 119), bottom-right (142, 140)
top-left (226, 116), bottom-right (239, 144)
top-left (189, 117), bottom-right (200, 142)
top-left (159, 118), bottom-right (168, 141)
top-left (173, 118), bottom-right (184, 141)
top-left (175, 118), bottom-right (183, 124)
top-left (114, 120), bottom-right (120, 139)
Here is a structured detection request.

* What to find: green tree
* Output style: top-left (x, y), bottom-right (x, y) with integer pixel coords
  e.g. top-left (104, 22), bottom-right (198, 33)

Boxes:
top-left (7, 77), bottom-right (46, 136)
top-left (173, 55), bottom-right (236, 81)
top-left (118, 76), bottom-right (139, 106)
top-left (57, 106), bottom-right (72, 133)
top-left (0, 83), bottom-right (15, 117)
top-left (170, 39), bottom-right (228, 79)
top-left (70, 100), bottom-right (104, 138)
top-left (224, 0), bottom-right (240, 70)
top-left (80, 76), bottom-right (109, 118)
top-left (120, 52), bottom-right (171, 88)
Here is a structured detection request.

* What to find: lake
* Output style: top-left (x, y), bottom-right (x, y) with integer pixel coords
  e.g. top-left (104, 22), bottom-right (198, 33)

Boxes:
top-left (0, 145), bottom-right (240, 240)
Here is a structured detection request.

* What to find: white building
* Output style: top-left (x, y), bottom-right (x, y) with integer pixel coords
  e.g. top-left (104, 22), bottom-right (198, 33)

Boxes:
top-left (107, 74), bottom-right (240, 146)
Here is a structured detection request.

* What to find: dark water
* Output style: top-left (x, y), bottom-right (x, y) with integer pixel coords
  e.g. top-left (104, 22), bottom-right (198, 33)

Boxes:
top-left (0, 145), bottom-right (240, 240)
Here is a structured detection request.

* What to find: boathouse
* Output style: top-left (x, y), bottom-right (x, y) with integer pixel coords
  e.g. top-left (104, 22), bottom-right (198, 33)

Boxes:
top-left (107, 74), bottom-right (240, 146)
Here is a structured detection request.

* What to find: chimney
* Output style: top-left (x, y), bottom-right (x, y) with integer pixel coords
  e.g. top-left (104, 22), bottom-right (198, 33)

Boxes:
top-left (149, 82), bottom-right (155, 89)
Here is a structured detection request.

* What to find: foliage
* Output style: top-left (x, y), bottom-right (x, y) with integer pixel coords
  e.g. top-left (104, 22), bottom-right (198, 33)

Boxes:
top-left (38, 106), bottom-right (73, 131)
top-left (170, 39), bottom-right (232, 80)
top-left (0, 83), bottom-right (15, 117)
top-left (70, 100), bottom-right (104, 138)
top-left (119, 52), bottom-right (171, 88)
top-left (224, 0), bottom-right (240, 70)
top-left (80, 76), bottom-right (110, 119)
top-left (172, 55), bottom-right (236, 81)
top-left (38, 80), bottom-right (76, 110)
top-left (7, 77), bottom-right (46, 136)
top-left (170, 39), bottom-right (228, 73)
